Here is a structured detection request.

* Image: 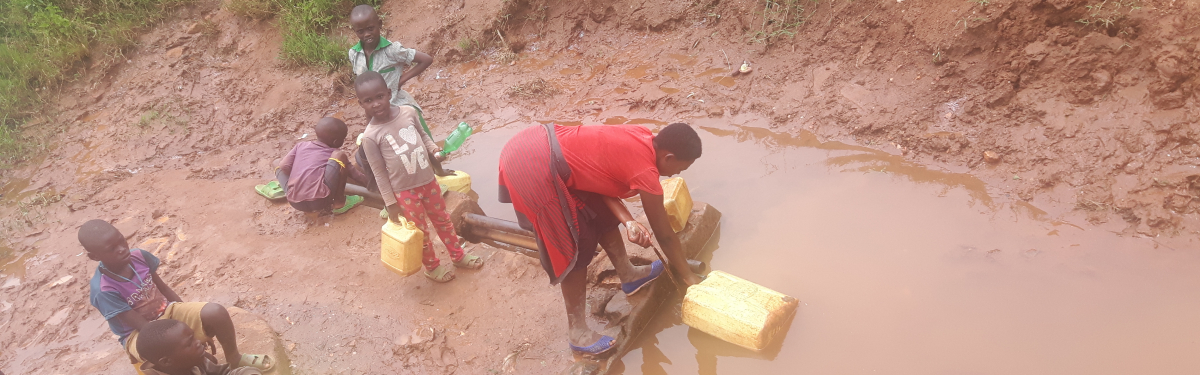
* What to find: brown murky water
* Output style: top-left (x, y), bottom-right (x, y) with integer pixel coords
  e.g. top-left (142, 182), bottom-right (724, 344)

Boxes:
top-left (444, 115), bottom-right (1200, 375)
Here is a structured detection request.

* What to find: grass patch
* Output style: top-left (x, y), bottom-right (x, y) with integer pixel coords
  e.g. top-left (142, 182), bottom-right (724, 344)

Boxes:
top-left (1075, 0), bottom-right (1141, 30)
top-left (225, 0), bottom-right (379, 69)
top-left (748, 0), bottom-right (817, 45)
top-left (0, 0), bottom-right (193, 168)
top-left (225, 0), bottom-right (276, 19)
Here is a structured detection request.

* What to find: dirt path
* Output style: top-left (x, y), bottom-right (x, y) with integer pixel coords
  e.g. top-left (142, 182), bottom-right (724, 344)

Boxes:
top-left (1, 0), bottom-right (1198, 373)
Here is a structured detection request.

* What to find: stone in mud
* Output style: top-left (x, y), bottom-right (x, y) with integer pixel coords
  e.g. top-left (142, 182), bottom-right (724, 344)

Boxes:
top-left (603, 292), bottom-right (632, 321)
top-left (983, 150), bottom-right (1001, 164)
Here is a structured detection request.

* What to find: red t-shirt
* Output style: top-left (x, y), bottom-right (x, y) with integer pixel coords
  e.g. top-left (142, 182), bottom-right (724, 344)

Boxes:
top-left (555, 124), bottom-right (664, 198)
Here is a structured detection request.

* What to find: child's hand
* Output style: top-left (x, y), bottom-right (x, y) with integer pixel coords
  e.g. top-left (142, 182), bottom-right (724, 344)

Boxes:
top-left (386, 204), bottom-right (402, 223)
top-left (625, 221), bottom-right (652, 247)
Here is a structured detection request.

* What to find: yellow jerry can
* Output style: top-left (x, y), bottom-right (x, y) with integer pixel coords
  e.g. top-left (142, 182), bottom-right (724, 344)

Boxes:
top-left (381, 217), bottom-right (424, 277)
top-left (660, 177), bottom-right (693, 232)
top-left (436, 170), bottom-right (472, 194)
top-left (682, 270), bottom-right (799, 351)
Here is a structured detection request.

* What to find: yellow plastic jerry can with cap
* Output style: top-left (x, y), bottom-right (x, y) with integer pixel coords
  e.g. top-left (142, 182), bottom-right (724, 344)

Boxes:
top-left (381, 217), bottom-right (424, 277)
top-left (436, 170), bottom-right (472, 194)
top-left (661, 177), bottom-right (693, 232)
top-left (682, 270), bottom-right (799, 351)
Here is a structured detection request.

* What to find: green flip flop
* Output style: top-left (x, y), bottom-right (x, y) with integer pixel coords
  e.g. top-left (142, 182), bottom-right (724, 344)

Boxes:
top-left (452, 253), bottom-right (484, 270)
top-left (332, 195), bottom-right (364, 215)
top-left (254, 181), bottom-right (285, 200)
top-left (239, 353), bottom-right (275, 371)
top-left (424, 264), bottom-right (456, 283)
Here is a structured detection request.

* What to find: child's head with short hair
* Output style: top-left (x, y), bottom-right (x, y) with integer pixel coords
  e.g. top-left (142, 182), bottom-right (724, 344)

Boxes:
top-left (78, 219), bottom-right (131, 267)
top-left (354, 72), bottom-right (392, 121)
top-left (349, 5), bottom-right (382, 49)
top-left (315, 117), bottom-right (348, 148)
top-left (137, 319), bottom-right (207, 371)
top-left (652, 123), bottom-right (703, 177)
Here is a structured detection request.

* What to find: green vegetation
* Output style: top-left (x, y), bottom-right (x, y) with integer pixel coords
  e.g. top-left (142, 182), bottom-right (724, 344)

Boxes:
top-left (457, 37), bottom-right (483, 57)
top-left (0, 0), bottom-right (191, 167)
top-left (226, 0), bottom-right (379, 68)
top-left (1075, 0), bottom-right (1141, 29)
top-left (749, 0), bottom-right (817, 45)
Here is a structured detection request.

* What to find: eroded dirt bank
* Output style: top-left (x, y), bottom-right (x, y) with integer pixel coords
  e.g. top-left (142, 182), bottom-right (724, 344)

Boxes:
top-left (2, 0), bottom-right (1199, 373)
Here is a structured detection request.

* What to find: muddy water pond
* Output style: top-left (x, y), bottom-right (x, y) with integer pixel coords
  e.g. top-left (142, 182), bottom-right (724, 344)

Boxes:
top-left (443, 116), bottom-right (1200, 375)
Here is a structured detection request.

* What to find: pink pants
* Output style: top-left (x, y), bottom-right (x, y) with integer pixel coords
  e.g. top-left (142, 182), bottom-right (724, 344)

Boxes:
top-left (394, 180), bottom-right (464, 270)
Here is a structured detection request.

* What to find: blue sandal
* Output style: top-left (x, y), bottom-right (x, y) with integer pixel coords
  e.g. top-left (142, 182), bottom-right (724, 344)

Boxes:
top-left (620, 260), bottom-right (664, 295)
top-left (570, 335), bottom-right (616, 355)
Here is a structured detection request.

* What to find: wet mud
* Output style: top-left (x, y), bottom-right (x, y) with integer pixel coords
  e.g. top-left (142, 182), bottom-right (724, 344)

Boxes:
top-left (2, 0), bottom-right (1200, 374)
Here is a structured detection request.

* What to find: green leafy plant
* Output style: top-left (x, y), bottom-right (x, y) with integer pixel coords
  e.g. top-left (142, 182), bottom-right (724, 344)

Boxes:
top-left (749, 0), bottom-right (817, 45)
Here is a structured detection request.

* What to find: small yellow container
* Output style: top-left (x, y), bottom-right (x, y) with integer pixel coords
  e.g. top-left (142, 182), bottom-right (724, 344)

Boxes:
top-left (436, 170), bottom-right (472, 194)
top-left (660, 177), bottom-right (693, 232)
top-left (682, 270), bottom-right (799, 351)
top-left (381, 218), bottom-right (424, 277)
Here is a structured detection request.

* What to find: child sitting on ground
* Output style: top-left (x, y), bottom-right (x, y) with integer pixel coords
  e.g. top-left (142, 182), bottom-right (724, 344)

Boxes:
top-left (355, 71), bottom-right (484, 282)
top-left (81, 219), bottom-right (273, 371)
top-left (136, 319), bottom-right (264, 375)
top-left (276, 117), bottom-right (368, 215)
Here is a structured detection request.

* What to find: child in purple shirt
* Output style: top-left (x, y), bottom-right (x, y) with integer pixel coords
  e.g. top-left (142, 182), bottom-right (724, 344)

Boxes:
top-left (276, 117), bottom-right (369, 215)
top-left (82, 219), bottom-right (273, 371)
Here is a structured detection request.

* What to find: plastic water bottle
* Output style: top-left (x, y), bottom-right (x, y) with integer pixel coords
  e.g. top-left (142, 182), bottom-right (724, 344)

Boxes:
top-left (436, 122), bottom-right (472, 158)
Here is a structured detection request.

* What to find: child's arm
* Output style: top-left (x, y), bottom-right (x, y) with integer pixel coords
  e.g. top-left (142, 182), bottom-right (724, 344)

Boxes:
top-left (152, 271), bottom-right (183, 303)
top-left (361, 136), bottom-right (403, 222)
top-left (114, 310), bottom-right (153, 332)
top-left (414, 118), bottom-right (441, 155)
top-left (411, 112), bottom-right (453, 176)
top-left (278, 144), bottom-right (299, 175)
top-left (640, 190), bottom-right (702, 288)
top-left (395, 51), bottom-right (433, 88)
top-left (602, 195), bottom-right (652, 247)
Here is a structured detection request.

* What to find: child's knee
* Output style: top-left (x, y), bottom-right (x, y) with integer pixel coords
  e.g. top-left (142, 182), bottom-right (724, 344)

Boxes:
top-left (200, 302), bottom-right (232, 325)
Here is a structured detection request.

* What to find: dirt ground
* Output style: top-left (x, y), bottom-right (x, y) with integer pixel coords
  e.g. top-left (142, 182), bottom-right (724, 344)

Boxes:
top-left (2, 0), bottom-right (1199, 373)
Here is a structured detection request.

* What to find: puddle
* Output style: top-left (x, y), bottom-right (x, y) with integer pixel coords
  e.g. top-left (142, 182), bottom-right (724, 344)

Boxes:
top-left (537, 119), bottom-right (583, 127)
top-left (446, 113), bottom-right (1200, 375)
top-left (0, 246), bottom-right (34, 279)
top-left (667, 53), bottom-right (697, 66)
top-left (0, 177), bottom-right (34, 206)
top-left (658, 87), bottom-right (680, 94)
top-left (711, 76), bottom-right (736, 87)
top-left (613, 87), bottom-right (630, 94)
top-left (625, 64), bottom-right (654, 79)
top-left (696, 68), bottom-right (727, 77)
top-left (604, 116), bottom-right (629, 125)
top-left (625, 118), bottom-right (668, 126)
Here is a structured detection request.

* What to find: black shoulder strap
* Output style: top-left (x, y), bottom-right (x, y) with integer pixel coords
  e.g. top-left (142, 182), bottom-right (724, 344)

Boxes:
top-left (542, 123), bottom-right (571, 181)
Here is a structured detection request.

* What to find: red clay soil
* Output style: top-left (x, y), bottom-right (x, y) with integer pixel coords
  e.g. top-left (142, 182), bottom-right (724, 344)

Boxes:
top-left (1, 0), bottom-right (1198, 373)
